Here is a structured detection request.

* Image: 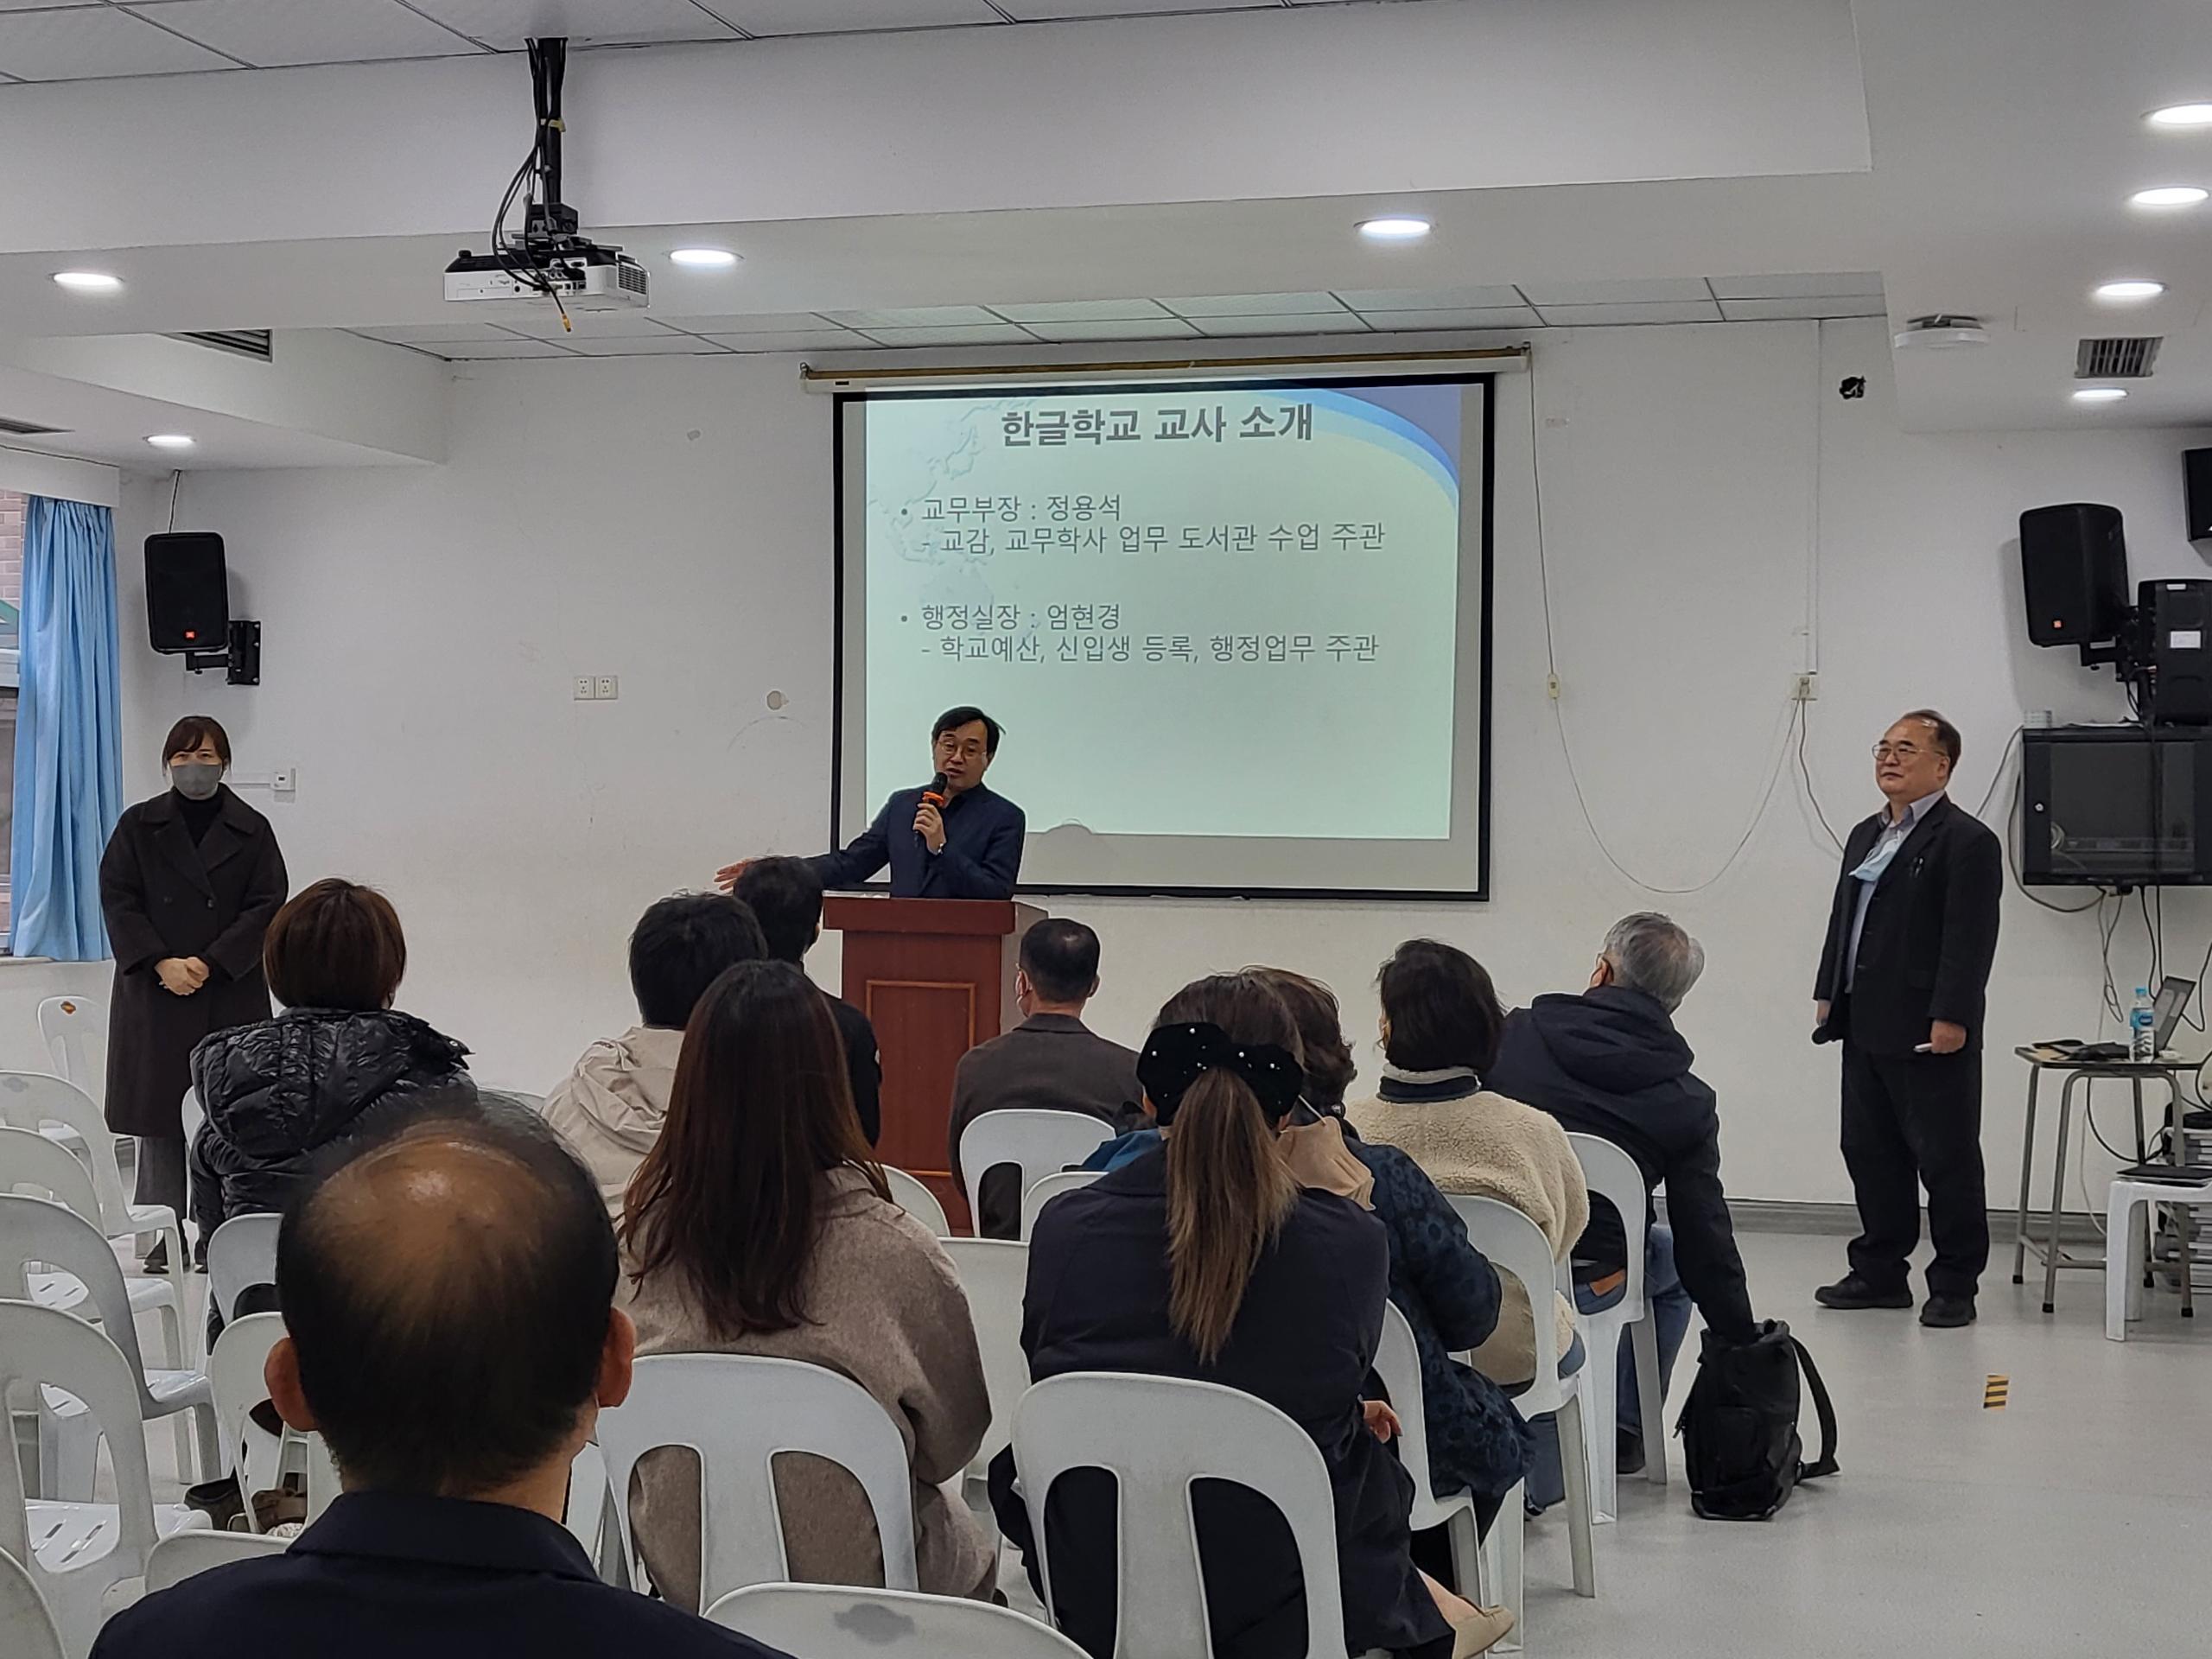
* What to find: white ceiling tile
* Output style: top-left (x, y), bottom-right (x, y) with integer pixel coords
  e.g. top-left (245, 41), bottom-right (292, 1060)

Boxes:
top-left (712, 0), bottom-right (1000, 35)
top-left (1357, 308), bottom-right (1541, 332)
top-left (561, 334), bottom-right (729, 354)
top-left (1537, 300), bottom-right (1724, 325)
top-left (991, 298), bottom-right (1178, 324)
top-left (404, 0), bottom-right (738, 49)
top-left (1023, 319), bottom-right (1203, 341)
top-left (998, 0), bottom-right (1272, 16)
top-left (353, 321), bottom-right (534, 344)
top-left (1192, 313), bottom-right (1373, 337)
top-left (440, 338), bottom-right (581, 359)
top-left (0, 6), bottom-right (233, 79)
top-left (1519, 277), bottom-right (1713, 306)
top-left (1717, 296), bottom-right (1888, 321)
top-left (826, 305), bottom-right (1007, 328)
top-left (1708, 270), bottom-right (1884, 301)
top-left (499, 310), bottom-right (689, 339)
top-left (1166, 292), bottom-right (1351, 318)
top-left (858, 325), bottom-right (1038, 346)
top-left (1334, 285), bottom-right (1528, 312)
top-left (652, 311), bottom-right (839, 334)
top-left (702, 330), bottom-right (883, 352)
top-left (124, 0), bottom-right (479, 67)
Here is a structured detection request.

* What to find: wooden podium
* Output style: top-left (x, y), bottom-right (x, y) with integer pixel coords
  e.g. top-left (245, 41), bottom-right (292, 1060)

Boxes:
top-left (823, 895), bottom-right (1045, 1227)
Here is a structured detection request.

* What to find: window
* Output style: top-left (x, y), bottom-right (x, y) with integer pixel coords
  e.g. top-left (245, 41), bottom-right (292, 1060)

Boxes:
top-left (0, 489), bottom-right (22, 937)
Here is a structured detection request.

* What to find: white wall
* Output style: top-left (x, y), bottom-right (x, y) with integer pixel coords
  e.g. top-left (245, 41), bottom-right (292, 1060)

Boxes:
top-left (116, 319), bottom-right (2212, 1207)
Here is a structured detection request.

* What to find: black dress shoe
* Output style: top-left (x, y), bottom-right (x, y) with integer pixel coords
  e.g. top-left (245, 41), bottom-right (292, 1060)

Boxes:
top-left (1920, 1294), bottom-right (1977, 1328)
top-left (1618, 1429), bottom-right (1647, 1476)
top-left (1815, 1273), bottom-right (1914, 1310)
top-left (138, 1237), bottom-right (169, 1275)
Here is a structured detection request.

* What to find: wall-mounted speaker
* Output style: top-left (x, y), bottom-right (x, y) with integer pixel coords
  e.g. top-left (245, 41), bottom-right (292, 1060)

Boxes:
top-left (2020, 503), bottom-right (2127, 647)
top-left (144, 532), bottom-right (229, 655)
top-left (2186, 448), bottom-right (2212, 542)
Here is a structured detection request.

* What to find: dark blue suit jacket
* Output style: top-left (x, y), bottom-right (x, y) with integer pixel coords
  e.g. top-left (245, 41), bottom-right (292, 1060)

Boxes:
top-left (813, 783), bottom-right (1025, 899)
top-left (90, 1491), bottom-right (786, 1659)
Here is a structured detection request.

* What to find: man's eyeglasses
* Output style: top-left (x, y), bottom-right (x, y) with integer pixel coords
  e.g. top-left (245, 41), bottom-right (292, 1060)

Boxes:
top-left (1872, 742), bottom-right (1928, 762)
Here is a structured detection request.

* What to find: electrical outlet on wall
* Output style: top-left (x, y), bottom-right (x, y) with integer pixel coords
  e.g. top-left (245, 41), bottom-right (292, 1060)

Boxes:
top-left (272, 767), bottom-right (297, 795)
top-left (573, 676), bottom-right (596, 701)
top-left (594, 676), bottom-right (620, 701)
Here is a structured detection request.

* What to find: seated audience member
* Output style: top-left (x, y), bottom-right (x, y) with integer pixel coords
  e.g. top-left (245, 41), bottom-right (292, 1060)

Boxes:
top-left (732, 856), bottom-right (882, 1144)
top-left (1350, 941), bottom-right (1588, 1394)
top-left (993, 972), bottom-right (1512, 1658)
top-left (620, 960), bottom-right (994, 1610)
top-left (950, 917), bottom-right (1142, 1236)
top-left (190, 878), bottom-right (473, 1283)
top-left (543, 893), bottom-right (768, 1221)
top-left (92, 1100), bottom-right (787, 1659)
top-left (1258, 968), bottom-right (1534, 1541)
top-left (1486, 912), bottom-right (1757, 1474)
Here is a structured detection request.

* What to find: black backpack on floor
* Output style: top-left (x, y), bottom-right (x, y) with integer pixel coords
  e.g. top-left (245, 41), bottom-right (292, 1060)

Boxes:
top-left (1675, 1319), bottom-right (1838, 1521)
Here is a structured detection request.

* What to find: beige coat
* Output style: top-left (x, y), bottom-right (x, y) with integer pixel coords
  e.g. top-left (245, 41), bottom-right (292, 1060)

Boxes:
top-left (542, 1025), bottom-right (683, 1223)
top-left (1349, 1082), bottom-right (1589, 1386)
top-left (620, 1166), bottom-right (996, 1611)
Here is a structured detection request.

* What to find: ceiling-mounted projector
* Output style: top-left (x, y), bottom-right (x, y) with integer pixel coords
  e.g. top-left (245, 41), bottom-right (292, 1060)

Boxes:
top-left (1892, 313), bottom-right (1990, 350)
top-left (442, 38), bottom-right (647, 318)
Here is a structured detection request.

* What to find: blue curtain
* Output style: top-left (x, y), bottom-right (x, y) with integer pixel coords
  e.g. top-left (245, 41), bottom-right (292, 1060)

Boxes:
top-left (10, 495), bottom-right (123, 960)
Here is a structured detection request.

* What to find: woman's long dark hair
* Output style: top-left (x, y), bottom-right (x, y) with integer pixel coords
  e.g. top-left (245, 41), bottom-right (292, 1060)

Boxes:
top-left (620, 959), bottom-right (887, 1335)
top-left (1156, 973), bottom-right (1304, 1363)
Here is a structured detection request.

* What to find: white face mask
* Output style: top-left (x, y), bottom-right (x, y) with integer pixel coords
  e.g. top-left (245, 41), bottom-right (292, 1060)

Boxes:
top-left (170, 762), bottom-right (222, 802)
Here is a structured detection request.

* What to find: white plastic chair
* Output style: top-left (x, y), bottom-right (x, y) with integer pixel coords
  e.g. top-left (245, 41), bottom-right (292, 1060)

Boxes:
top-left (595, 1353), bottom-right (920, 1605)
top-left (1447, 1193), bottom-right (1598, 1616)
top-left (0, 1073), bottom-right (183, 1277)
top-left (143, 1529), bottom-right (287, 1592)
top-left (0, 1129), bottom-right (182, 1352)
top-left (1371, 1302), bottom-right (1485, 1609)
top-left (206, 1214), bottom-right (282, 1331)
top-left (1011, 1371), bottom-right (1373, 1659)
top-left (0, 1302), bottom-right (210, 1658)
top-left (0, 1545), bottom-right (65, 1659)
top-left (1019, 1170), bottom-right (1103, 1241)
top-left (36, 997), bottom-right (105, 1114)
top-left (566, 1440), bottom-right (632, 1586)
top-left (2107, 1172), bottom-right (2212, 1339)
top-left (0, 1196), bottom-right (219, 1495)
top-left (1566, 1132), bottom-right (1668, 1516)
top-left (958, 1112), bottom-right (1114, 1239)
top-left (207, 1313), bottom-right (288, 1534)
top-left (938, 1237), bottom-right (1029, 1479)
top-left (709, 1582), bottom-right (1090, 1656)
top-left (883, 1167), bottom-right (950, 1238)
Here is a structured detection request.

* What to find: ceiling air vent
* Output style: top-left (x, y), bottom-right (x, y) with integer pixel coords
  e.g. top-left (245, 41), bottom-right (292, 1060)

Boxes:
top-left (165, 330), bottom-right (273, 361)
top-left (0, 416), bottom-right (67, 437)
top-left (2076, 336), bottom-right (2161, 378)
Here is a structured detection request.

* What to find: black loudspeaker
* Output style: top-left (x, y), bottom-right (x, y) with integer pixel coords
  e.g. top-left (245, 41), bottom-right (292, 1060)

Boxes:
top-left (2186, 449), bottom-right (2212, 541)
top-left (2146, 579), bottom-right (2212, 725)
top-left (144, 532), bottom-right (228, 654)
top-left (2021, 503), bottom-right (2128, 646)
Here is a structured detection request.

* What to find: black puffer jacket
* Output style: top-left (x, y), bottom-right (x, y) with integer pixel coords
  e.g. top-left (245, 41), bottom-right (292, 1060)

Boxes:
top-left (188, 1007), bottom-right (473, 1245)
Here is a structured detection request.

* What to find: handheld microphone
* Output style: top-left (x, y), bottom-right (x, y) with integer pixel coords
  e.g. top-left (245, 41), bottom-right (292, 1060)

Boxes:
top-left (918, 772), bottom-right (949, 851)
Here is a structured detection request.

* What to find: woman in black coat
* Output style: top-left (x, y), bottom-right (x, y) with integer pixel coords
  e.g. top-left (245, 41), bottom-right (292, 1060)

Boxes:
top-left (99, 715), bottom-right (288, 1268)
top-left (988, 973), bottom-right (1509, 1659)
top-left (189, 877), bottom-right (472, 1253)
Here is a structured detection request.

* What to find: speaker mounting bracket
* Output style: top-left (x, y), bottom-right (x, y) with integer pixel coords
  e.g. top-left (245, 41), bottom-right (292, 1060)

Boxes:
top-left (185, 620), bottom-right (259, 686)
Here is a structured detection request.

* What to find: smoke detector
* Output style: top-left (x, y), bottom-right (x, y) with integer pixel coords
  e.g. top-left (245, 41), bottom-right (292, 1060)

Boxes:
top-left (1892, 314), bottom-right (1990, 350)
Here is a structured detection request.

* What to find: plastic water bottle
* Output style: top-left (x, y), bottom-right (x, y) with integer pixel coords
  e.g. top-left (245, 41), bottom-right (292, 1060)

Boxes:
top-left (2131, 986), bottom-right (2158, 1060)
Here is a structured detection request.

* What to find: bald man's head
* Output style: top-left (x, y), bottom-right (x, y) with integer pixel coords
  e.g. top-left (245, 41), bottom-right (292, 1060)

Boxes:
top-left (276, 1097), bottom-right (619, 1497)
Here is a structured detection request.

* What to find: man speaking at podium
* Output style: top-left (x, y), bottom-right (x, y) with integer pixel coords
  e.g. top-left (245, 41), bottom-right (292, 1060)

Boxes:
top-left (720, 706), bottom-right (1026, 901)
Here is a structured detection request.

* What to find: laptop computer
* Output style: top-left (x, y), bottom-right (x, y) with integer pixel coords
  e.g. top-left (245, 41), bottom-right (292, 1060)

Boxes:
top-left (2041, 975), bottom-right (2196, 1063)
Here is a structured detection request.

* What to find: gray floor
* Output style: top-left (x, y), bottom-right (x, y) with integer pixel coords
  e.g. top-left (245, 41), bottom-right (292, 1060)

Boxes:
top-left (135, 1229), bottom-right (2210, 1656)
top-left (1512, 1229), bottom-right (2209, 1657)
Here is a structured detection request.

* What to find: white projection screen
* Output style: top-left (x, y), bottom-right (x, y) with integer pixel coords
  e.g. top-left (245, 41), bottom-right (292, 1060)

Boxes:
top-left (834, 373), bottom-right (1494, 898)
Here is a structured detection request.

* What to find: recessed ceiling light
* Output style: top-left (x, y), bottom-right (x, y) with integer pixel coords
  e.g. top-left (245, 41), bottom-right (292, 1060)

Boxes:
top-left (2148, 104), bottom-right (2212, 129)
top-left (52, 270), bottom-right (122, 293)
top-left (1357, 216), bottom-right (1433, 243)
top-left (144, 434), bottom-right (195, 449)
top-left (2072, 387), bottom-right (2128, 404)
top-left (2130, 186), bottom-right (2209, 208)
top-left (2094, 279), bottom-right (2167, 302)
top-left (670, 248), bottom-right (740, 269)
